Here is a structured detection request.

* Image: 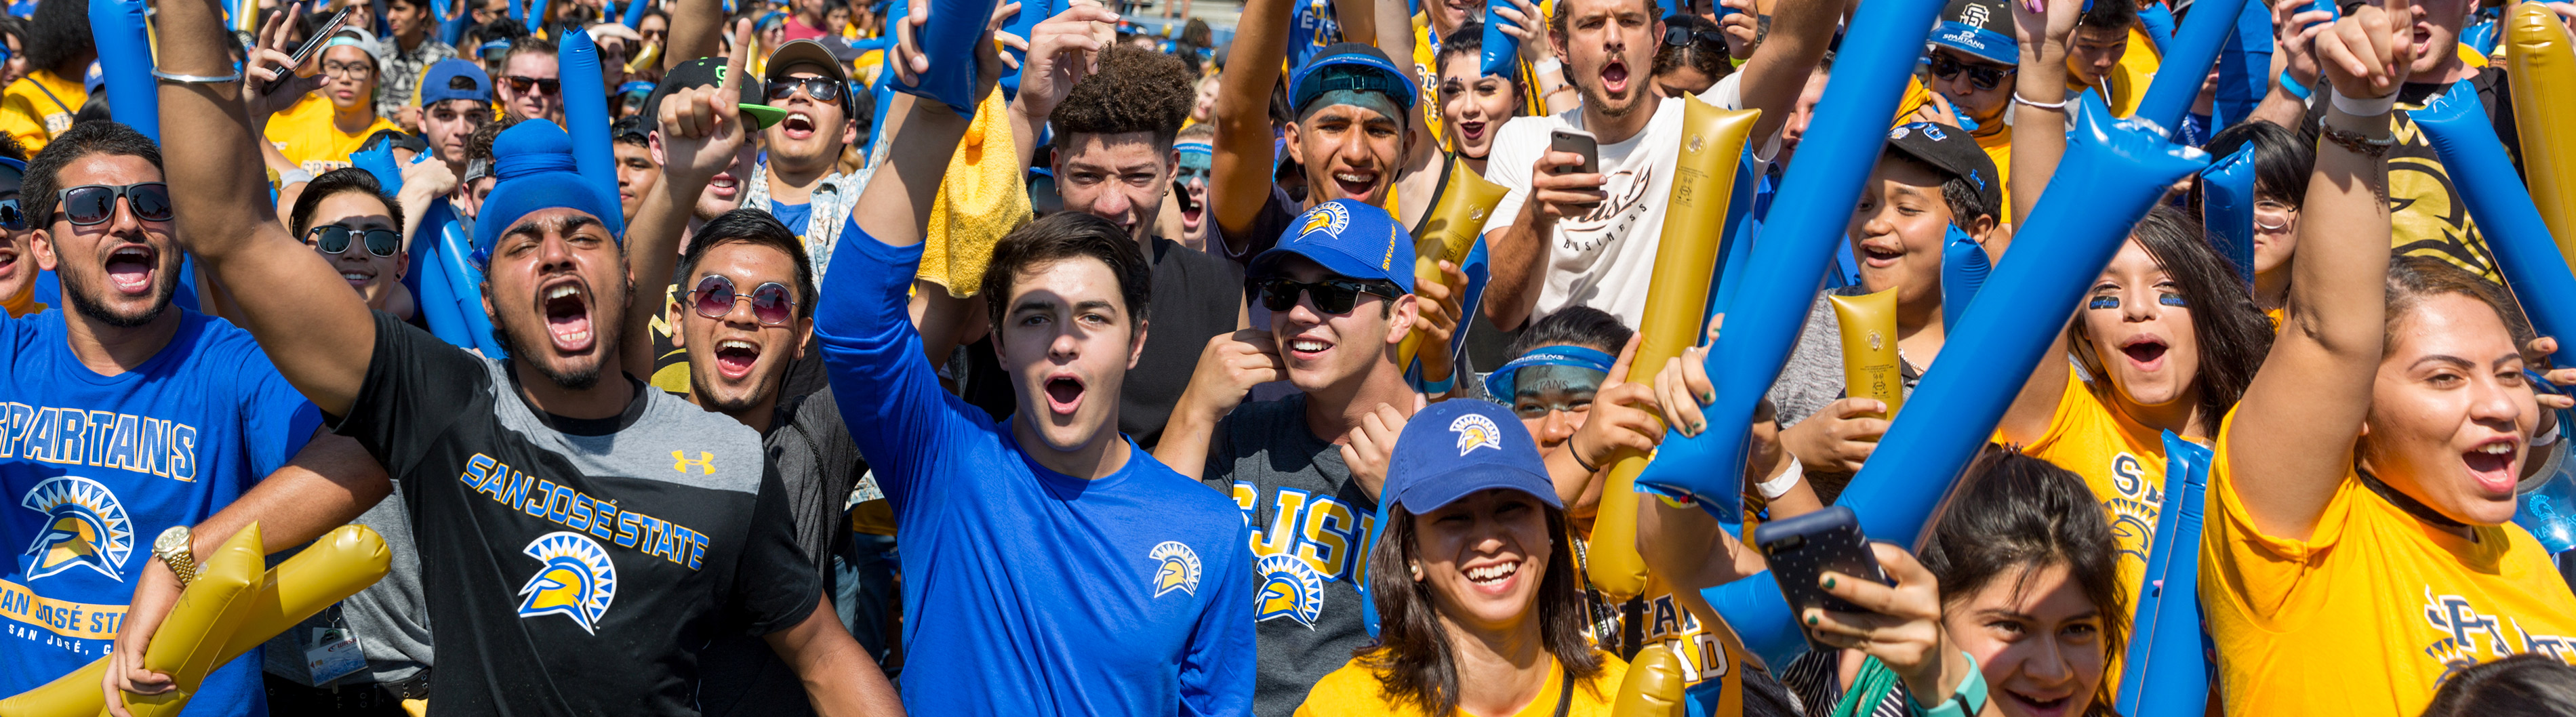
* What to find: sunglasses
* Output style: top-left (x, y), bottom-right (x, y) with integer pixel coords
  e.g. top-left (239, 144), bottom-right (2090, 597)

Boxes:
top-left (54, 183), bottom-right (173, 226)
top-left (505, 75), bottom-right (562, 95)
top-left (305, 224), bottom-right (403, 258)
top-left (1927, 53), bottom-right (2014, 91)
top-left (690, 273), bottom-right (799, 326)
top-left (0, 198), bottom-right (21, 231)
top-left (765, 77), bottom-right (845, 104)
top-left (1664, 25), bottom-right (1727, 47)
top-left (1255, 276), bottom-right (1401, 314)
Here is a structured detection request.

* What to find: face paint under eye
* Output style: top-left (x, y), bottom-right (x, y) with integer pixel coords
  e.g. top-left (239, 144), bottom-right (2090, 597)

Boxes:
top-left (2089, 295), bottom-right (2120, 310)
top-left (2159, 292), bottom-right (2188, 307)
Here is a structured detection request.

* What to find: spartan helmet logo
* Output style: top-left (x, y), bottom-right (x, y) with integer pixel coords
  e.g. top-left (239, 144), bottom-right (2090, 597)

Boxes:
top-left (1451, 413), bottom-right (1504, 456)
top-left (1253, 554), bottom-right (1327, 629)
top-left (1148, 541), bottom-right (1203, 598)
top-left (20, 476), bottom-right (134, 582)
top-left (516, 532), bottom-right (620, 634)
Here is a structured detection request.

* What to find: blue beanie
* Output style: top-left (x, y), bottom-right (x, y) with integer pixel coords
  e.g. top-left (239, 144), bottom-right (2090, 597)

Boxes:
top-left (473, 121), bottom-right (625, 266)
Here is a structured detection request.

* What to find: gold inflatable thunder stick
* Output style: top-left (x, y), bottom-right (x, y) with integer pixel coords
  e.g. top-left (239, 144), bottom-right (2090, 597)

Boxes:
top-left (1830, 286), bottom-right (1906, 420)
top-left (2508, 1), bottom-right (2576, 264)
top-left (0, 525), bottom-right (391, 717)
top-left (1586, 98), bottom-right (1760, 602)
top-left (1609, 643), bottom-right (1689, 717)
top-left (627, 42), bottom-right (664, 75)
top-left (121, 524), bottom-right (268, 717)
top-left (1397, 156), bottom-right (1512, 373)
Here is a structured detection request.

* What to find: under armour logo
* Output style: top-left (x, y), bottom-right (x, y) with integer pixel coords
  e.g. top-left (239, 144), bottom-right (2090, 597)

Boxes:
top-left (670, 451), bottom-right (715, 474)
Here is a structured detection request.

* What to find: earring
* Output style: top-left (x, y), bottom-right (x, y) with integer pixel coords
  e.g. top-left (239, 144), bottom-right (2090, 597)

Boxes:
top-left (1409, 562), bottom-right (1422, 581)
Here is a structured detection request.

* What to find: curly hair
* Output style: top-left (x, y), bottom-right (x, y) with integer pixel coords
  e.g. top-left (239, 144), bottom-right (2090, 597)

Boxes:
top-left (24, 0), bottom-right (94, 77)
top-left (1048, 44), bottom-right (1196, 156)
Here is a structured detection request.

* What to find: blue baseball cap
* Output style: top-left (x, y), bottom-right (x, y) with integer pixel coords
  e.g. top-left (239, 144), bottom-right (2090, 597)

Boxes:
top-left (1929, 0), bottom-right (2017, 65)
top-left (1249, 199), bottom-right (1417, 293)
top-left (420, 59), bottom-right (494, 107)
top-left (1289, 43), bottom-right (1417, 116)
top-left (1384, 400), bottom-right (1561, 513)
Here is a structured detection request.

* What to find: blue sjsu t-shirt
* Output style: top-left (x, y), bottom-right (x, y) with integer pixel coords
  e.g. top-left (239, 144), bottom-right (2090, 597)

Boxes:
top-left (0, 309), bottom-right (321, 714)
top-left (814, 219), bottom-right (1257, 716)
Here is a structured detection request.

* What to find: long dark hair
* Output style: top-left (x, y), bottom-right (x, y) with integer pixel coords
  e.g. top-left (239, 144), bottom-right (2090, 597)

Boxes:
top-left (1359, 499), bottom-right (1602, 715)
top-left (1920, 447), bottom-right (2127, 717)
top-left (2070, 205), bottom-right (2275, 422)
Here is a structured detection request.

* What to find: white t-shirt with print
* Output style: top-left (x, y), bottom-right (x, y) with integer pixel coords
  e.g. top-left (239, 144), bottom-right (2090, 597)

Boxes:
top-left (1481, 98), bottom-right (1687, 329)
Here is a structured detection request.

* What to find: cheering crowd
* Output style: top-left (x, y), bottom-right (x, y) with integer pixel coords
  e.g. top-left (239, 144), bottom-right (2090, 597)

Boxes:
top-left (0, 0), bottom-right (2573, 710)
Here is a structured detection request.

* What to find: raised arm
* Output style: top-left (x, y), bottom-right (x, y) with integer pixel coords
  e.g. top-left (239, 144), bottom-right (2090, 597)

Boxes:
top-left (2222, 1), bottom-right (2407, 541)
top-left (666, 0), bottom-right (726, 70)
top-left (1733, 0), bottom-right (1843, 148)
top-left (1008, 2), bottom-right (1117, 173)
top-left (622, 19), bottom-right (758, 383)
top-left (1209, 0), bottom-right (1297, 255)
top-left (1994, 0), bottom-right (2082, 443)
top-left (156, 0), bottom-right (376, 417)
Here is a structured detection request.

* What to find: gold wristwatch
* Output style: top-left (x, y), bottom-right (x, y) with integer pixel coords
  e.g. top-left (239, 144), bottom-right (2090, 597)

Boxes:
top-left (153, 526), bottom-right (197, 588)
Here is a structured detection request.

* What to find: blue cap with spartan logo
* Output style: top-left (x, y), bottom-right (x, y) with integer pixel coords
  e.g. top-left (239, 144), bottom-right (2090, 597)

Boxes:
top-left (1249, 199), bottom-right (1418, 293)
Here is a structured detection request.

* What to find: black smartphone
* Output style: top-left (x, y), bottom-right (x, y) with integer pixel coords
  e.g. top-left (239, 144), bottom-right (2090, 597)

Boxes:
top-left (1171, 179), bottom-right (1198, 213)
top-left (1754, 506), bottom-right (1891, 617)
top-left (1548, 127), bottom-right (1599, 176)
top-left (278, 8), bottom-right (353, 77)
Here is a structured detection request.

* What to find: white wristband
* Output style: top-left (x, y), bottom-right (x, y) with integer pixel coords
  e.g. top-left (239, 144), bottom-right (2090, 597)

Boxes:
top-left (2329, 88), bottom-right (2397, 117)
top-left (1756, 455), bottom-right (1803, 500)
top-left (1531, 57), bottom-right (1563, 75)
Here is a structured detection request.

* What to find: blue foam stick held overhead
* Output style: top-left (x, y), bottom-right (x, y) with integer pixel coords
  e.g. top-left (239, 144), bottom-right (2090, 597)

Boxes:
top-left (557, 30), bottom-right (622, 204)
top-left (1704, 95), bottom-right (2211, 666)
top-left (2133, 0), bottom-right (2251, 133)
top-left (1631, 0), bottom-right (1950, 523)
top-left (1940, 223), bottom-right (1988, 330)
top-left (1480, 0), bottom-right (1521, 77)
top-left (2115, 432), bottom-right (2217, 717)
top-left (89, 0), bottom-right (157, 141)
top-left (528, 0), bottom-right (549, 33)
top-left (2200, 146), bottom-right (2257, 288)
top-left (437, 220), bottom-right (506, 356)
top-left (899, 0), bottom-right (1005, 115)
top-left (2413, 81), bottom-right (2576, 369)
top-left (622, 0), bottom-right (649, 28)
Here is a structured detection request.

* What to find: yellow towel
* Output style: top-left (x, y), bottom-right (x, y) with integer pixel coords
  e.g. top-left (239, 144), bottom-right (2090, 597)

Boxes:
top-left (920, 88), bottom-right (1033, 298)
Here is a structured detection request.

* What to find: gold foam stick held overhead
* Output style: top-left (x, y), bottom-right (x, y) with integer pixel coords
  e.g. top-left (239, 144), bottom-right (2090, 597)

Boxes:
top-left (2506, 1), bottom-right (2576, 265)
top-left (0, 525), bottom-right (390, 717)
top-left (1586, 98), bottom-right (1759, 602)
top-left (1398, 156), bottom-right (1512, 373)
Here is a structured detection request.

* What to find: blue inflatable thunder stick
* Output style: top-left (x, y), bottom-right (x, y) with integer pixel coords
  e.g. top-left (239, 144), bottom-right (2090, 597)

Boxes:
top-left (2133, 0), bottom-right (2251, 133)
top-left (2198, 144), bottom-right (2257, 289)
top-left (2115, 432), bottom-right (2216, 717)
top-left (2412, 80), bottom-right (2576, 369)
top-left (90, 0), bottom-right (157, 141)
top-left (1631, 0), bottom-right (1950, 523)
top-left (1702, 96), bottom-right (2210, 666)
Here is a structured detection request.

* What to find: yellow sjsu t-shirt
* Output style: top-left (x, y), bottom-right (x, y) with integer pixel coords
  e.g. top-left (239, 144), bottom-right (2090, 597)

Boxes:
top-left (264, 95), bottom-right (401, 176)
top-left (2203, 408), bottom-right (2576, 716)
top-left (0, 68), bottom-right (87, 152)
top-left (1295, 651), bottom-right (1630, 717)
top-left (2014, 376), bottom-right (2181, 613)
top-left (1973, 122), bottom-right (2013, 223)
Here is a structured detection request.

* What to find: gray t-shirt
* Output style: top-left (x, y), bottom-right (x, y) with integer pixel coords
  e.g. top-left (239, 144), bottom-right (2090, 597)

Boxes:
top-left (697, 389), bottom-right (872, 717)
top-left (1201, 394), bottom-right (1378, 717)
top-left (262, 480), bottom-right (433, 687)
top-left (1766, 287), bottom-right (1923, 430)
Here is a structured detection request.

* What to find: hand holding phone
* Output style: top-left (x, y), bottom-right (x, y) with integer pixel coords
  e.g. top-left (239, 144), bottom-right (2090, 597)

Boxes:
top-left (1754, 506), bottom-right (1891, 617)
top-left (1548, 127), bottom-right (1600, 176)
top-left (279, 8), bottom-right (353, 79)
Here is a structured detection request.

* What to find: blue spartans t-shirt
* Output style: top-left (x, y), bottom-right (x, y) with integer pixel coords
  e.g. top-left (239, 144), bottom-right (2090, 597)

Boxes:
top-left (0, 309), bottom-right (321, 714)
top-left (815, 220), bottom-right (1257, 716)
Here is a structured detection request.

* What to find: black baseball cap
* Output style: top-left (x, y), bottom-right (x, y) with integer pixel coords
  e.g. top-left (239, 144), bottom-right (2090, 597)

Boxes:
top-left (1931, 0), bottom-right (2017, 65)
top-left (642, 57), bottom-right (788, 132)
top-left (1884, 121), bottom-right (2001, 220)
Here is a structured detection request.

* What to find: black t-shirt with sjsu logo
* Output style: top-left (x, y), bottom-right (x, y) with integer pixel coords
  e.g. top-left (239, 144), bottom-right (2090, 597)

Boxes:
top-left (330, 313), bottom-right (819, 716)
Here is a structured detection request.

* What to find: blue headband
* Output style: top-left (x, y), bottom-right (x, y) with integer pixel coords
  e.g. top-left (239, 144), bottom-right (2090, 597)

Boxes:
top-left (1175, 141), bottom-right (1213, 156)
top-left (472, 121), bottom-right (625, 267)
top-left (1482, 345), bottom-right (1617, 399)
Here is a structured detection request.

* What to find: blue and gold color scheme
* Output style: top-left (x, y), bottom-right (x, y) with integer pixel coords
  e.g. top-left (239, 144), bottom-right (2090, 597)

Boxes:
top-left (1255, 553), bottom-right (1327, 629)
top-left (1150, 540), bottom-right (1203, 598)
top-left (17, 476), bottom-right (132, 583)
top-left (1251, 199), bottom-right (1420, 293)
top-left (1450, 413), bottom-right (1504, 457)
top-left (516, 531), bottom-right (619, 635)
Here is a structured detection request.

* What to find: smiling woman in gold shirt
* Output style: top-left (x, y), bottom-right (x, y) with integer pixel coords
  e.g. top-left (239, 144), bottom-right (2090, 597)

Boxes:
top-left (264, 28), bottom-right (401, 176)
top-left (0, 0), bottom-right (95, 152)
top-left (2202, 9), bottom-right (2576, 716)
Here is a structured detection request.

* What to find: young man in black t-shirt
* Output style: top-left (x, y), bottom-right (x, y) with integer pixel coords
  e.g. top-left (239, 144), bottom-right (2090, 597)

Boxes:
top-left (1007, 23), bottom-right (1245, 447)
top-left (105, 9), bottom-right (897, 716)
